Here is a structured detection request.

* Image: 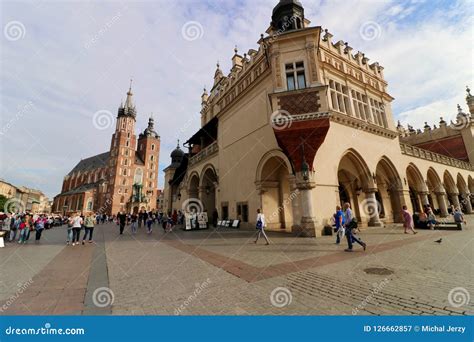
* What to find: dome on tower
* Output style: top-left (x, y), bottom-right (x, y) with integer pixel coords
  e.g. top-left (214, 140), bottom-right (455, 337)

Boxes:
top-left (271, 0), bottom-right (305, 32)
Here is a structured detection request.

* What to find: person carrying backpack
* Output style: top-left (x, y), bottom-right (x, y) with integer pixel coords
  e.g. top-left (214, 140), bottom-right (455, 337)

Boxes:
top-left (343, 202), bottom-right (366, 252)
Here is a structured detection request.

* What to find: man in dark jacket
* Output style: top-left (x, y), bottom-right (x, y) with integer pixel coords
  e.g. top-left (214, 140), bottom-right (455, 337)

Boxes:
top-left (117, 211), bottom-right (127, 235)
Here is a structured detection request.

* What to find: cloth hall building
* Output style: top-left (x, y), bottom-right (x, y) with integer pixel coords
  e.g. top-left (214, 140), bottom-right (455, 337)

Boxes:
top-left (163, 0), bottom-right (474, 236)
top-left (53, 85), bottom-right (161, 215)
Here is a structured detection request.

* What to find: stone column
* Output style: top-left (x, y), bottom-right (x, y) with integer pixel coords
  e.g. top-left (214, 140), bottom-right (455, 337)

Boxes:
top-left (419, 191), bottom-right (430, 206)
top-left (292, 172), bottom-right (317, 237)
top-left (392, 188), bottom-right (408, 223)
top-left (462, 193), bottom-right (473, 214)
top-left (449, 193), bottom-right (461, 209)
top-left (363, 188), bottom-right (383, 227)
top-left (436, 192), bottom-right (449, 217)
top-left (288, 175), bottom-right (302, 230)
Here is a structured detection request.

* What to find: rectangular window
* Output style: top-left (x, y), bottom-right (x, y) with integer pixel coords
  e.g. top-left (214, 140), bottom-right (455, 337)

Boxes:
top-left (329, 79), bottom-right (350, 115)
top-left (285, 61), bottom-right (306, 91)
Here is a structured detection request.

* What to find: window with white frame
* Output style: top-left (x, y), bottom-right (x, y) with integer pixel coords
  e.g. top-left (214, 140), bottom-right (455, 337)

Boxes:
top-left (369, 98), bottom-right (387, 128)
top-left (329, 80), bottom-right (351, 115)
top-left (351, 90), bottom-right (370, 121)
top-left (285, 61), bottom-right (306, 91)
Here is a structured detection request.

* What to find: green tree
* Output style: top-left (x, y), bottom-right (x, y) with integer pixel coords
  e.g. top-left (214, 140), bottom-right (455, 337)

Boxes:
top-left (0, 194), bottom-right (7, 213)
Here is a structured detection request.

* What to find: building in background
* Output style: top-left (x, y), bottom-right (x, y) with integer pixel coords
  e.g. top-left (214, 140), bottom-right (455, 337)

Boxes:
top-left (52, 83), bottom-right (161, 215)
top-left (0, 179), bottom-right (51, 213)
top-left (163, 0), bottom-right (473, 236)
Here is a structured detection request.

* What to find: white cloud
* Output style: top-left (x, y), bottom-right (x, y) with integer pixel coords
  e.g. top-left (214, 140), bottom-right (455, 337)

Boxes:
top-left (0, 0), bottom-right (471, 198)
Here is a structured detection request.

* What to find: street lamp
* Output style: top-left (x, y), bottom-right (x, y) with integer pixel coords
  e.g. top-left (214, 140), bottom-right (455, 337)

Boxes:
top-left (300, 137), bottom-right (310, 181)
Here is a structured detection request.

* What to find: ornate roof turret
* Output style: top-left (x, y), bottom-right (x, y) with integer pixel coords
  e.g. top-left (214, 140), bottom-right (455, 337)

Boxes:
top-left (117, 79), bottom-right (137, 119)
top-left (213, 62), bottom-right (224, 87)
top-left (139, 115), bottom-right (159, 139)
top-left (271, 0), bottom-right (305, 32)
top-left (170, 140), bottom-right (185, 168)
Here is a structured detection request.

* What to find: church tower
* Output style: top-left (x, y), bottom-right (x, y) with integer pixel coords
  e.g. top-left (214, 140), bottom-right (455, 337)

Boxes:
top-left (137, 115), bottom-right (160, 208)
top-left (108, 81), bottom-right (138, 214)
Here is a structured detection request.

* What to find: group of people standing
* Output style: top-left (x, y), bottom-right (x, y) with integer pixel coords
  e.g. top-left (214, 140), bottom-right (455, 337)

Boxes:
top-left (1, 213), bottom-right (51, 244)
top-left (115, 209), bottom-right (185, 236)
top-left (66, 212), bottom-right (95, 246)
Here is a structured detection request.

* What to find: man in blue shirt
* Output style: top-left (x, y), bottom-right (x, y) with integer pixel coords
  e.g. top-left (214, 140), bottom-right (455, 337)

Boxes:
top-left (334, 205), bottom-right (345, 244)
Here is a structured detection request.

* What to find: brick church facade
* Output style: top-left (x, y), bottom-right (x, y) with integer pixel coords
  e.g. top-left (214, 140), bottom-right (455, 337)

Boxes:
top-left (52, 84), bottom-right (160, 215)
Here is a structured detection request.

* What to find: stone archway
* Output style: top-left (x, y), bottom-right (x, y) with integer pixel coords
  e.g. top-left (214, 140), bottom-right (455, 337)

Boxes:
top-left (188, 173), bottom-right (200, 202)
top-left (375, 158), bottom-right (404, 223)
top-left (456, 173), bottom-right (472, 213)
top-left (337, 149), bottom-right (377, 226)
top-left (426, 168), bottom-right (448, 217)
top-left (200, 166), bottom-right (218, 215)
top-left (406, 163), bottom-right (428, 213)
top-left (256, 153), bottom-right (294, 231)
top-left (443, 171), bottom-right (459, 212)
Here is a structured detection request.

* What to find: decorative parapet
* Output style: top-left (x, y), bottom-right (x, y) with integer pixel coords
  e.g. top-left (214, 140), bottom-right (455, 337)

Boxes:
top-left (188, 141), bottom-right (219, 167)
top-left (400, 143), bottom-right (473, 171)
top-left (269, 86), bottom-right (398, 139)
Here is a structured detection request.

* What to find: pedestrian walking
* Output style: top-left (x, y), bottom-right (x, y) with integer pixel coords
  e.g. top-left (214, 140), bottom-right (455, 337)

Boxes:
top-left (66, 215), bottom-right (73, 245)
top-left (18, 216), bottom-right (28, 244)
top-left (82, 212), bottom-right (95, 244)
top-left (9, 215), bottom-right (18, 242)
top-left (34, 216), bottom-right (45, 242)
top-left (334, 205), bottom-right (345, 244)
top-left (130, 213), bottom-right (138, 234)
top-left (343, 202), bottom-right (366, 252)
top-left (117, 211), bottom-right (127, 235)
top-left (401, 205), bottom-right (417, 234)
top-left (254, 209), bottom-right (270, 245)
top-left (146, 215), bottom-right (153, 234)
top-left (71, 212), bottom-right (83, 246)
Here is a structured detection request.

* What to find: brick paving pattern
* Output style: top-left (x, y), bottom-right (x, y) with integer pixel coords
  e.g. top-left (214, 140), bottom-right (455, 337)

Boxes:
top-left (0, 219), bottom-right (472, 316)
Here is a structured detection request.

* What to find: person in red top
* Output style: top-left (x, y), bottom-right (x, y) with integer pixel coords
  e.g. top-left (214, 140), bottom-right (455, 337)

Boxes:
top-left (402, 205), bottom-right (417, 234)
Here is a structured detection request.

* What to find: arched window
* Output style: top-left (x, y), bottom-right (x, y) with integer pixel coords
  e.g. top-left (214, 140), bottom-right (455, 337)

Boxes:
top-left (120, 196), bottom-right (125, 204)
top-left (86, 198), bottom-right (93, 211)
top-left (134, 168), bottom-right (143, 185)
top-left (151, 144), bottom-right (155, 151)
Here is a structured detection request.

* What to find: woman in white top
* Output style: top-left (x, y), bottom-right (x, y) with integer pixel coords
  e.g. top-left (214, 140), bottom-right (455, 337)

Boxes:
top-left (254, 209), bottom-right (270, 245)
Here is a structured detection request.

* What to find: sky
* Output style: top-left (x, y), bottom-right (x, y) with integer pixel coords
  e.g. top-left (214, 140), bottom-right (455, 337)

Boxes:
top-left (0, 0), bottom-right (472, 199)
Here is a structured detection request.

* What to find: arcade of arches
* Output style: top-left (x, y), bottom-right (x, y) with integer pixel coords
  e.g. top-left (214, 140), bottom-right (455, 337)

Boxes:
top-left (255, 149), bottom-right (473, 233)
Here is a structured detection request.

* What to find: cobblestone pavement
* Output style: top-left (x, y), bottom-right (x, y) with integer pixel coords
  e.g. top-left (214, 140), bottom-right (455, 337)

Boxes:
top-left (0, 219), bottom-right (472, 315)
